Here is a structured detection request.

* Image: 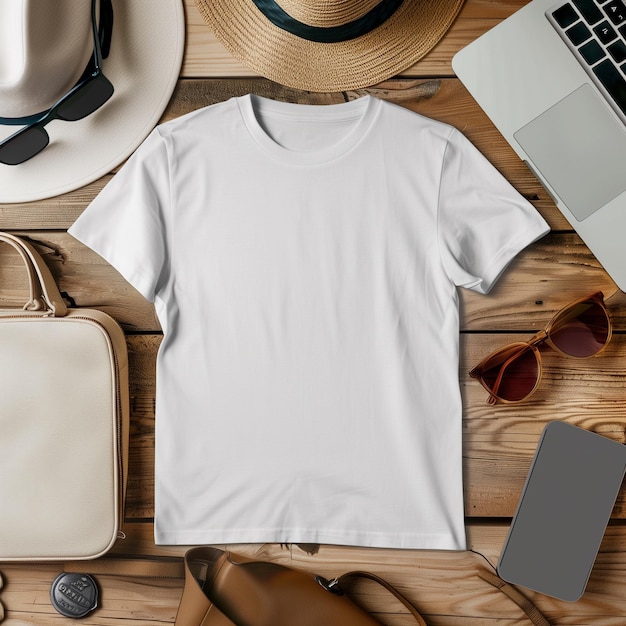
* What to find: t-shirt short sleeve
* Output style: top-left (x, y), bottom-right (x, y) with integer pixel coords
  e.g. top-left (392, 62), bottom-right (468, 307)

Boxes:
top-left (437, 128), bottom-right (550, 294)
top-left (68, 129), bottom-right (170, 302)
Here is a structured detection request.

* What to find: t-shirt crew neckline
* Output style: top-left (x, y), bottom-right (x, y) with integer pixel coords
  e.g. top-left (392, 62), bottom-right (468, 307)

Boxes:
top-left (237, 94), bottom-right (381, 166)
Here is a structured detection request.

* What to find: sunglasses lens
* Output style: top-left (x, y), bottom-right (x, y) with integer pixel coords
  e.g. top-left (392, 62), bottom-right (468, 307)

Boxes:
top-left (550, 300), bottom-right (610, 357)
top-left (478, 344), bottom-right (539, 402)
top-left (57, 74), bottom-right (114, 122)
top-left (0, 125), bottom-right (49, 165)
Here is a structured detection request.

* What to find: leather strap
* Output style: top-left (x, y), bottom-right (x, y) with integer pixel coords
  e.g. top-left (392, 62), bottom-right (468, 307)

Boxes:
top-left (67, 555), bottom-right (425, 624)
top-left (339, 571), bottom-right (427, 626)
top-left (0, 233), bottom-right (39, 310)
top-left (0, 232), bottom-right (67, 316)
top-left (65, 555), bottom-right (550, 626)
top-left (340, 569), bottom-right (550, 626)
top-left (478, 570), bottom-right (551, 626)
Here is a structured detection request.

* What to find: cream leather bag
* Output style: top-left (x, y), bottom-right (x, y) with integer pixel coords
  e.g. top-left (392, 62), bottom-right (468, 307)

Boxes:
top-left (0, 232), bottom-right (129, 561)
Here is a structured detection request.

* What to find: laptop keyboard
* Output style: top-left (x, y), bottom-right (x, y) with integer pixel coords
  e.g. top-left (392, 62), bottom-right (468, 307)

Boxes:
top-left (547, 0), bottom-right (626, 121)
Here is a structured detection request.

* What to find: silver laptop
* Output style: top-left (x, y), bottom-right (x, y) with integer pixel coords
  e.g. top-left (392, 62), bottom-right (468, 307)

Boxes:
top-left (452, 0), bottom-right (626, 290)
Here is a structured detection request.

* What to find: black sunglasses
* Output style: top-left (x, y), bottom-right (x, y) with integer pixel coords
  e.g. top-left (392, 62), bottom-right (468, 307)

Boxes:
top-left (0, 0), bottom-right (114, 166)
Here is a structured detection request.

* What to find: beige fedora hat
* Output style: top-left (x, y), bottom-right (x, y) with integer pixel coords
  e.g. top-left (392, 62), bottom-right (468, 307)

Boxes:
top-left (0, 0), bottom-right (185, 203)
top-left (195, 0), bottom-right (465, 92)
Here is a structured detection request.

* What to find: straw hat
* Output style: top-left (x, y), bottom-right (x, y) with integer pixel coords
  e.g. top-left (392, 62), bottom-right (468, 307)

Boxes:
top-left (194, 0), bottom-right (465, 92)
top-left (0, 0), bottom-right (185, 203)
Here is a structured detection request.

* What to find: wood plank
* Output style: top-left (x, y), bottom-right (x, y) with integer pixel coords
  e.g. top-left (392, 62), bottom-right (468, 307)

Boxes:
top-left (0, 78), bottom-right (570, 231)
top-left (0, 233), bottom-right (158, 332)
top-left (0, 232), bottom-right (618, 334)
top-left (3, 522), bottom-right (626, 625)
top-left (460, 233), bottom-right (620, 330)
top-left (463, 333), bottom-right (626, 518)
top-left (6, 2), bottom-right (623, 625)
top-left (121, 332), bottom-right (626, 520)
top-left (0, 224), bottom-right (619, 530)
top-left (180, 0), bottom-right (528, 80)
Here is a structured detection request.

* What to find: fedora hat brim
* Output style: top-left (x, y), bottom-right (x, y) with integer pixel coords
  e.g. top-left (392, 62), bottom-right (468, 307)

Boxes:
top-left (0, 0), bottom-right (185, 203)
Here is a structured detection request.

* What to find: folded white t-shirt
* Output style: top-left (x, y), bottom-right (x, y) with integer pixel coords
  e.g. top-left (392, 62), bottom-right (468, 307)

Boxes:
top-left (69, 95), bottom-right (550, 549)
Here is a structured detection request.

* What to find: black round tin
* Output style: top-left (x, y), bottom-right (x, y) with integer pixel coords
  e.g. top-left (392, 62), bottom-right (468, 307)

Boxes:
top-left (50, 572), bottom-right (98, 619)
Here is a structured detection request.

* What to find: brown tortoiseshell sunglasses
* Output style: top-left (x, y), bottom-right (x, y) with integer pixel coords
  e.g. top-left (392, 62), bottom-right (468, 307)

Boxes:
top-left (469, 292), bottom-right (611, 404)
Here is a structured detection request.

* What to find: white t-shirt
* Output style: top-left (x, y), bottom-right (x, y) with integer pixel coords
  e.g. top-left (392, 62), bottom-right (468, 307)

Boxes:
top-left (69, 95), bottom-right (550, 550)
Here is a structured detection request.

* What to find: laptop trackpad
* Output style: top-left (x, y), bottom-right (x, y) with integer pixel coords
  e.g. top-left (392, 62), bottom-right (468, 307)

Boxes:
top-left (514, 84), bottom-right (626, 221)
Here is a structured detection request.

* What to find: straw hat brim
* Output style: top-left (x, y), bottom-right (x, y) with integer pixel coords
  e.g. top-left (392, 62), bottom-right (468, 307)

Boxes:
top-left (195, 0), bottom-right (465, 92)
top-left (0, 0), bottom-right (185, 204)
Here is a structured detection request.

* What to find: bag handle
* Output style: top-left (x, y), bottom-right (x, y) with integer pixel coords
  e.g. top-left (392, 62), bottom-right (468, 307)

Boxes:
top-left (478, 570), bottom-right (551, 626)
top-left (0, 232), bottom-right (67, 316)
top-left (339, 571), bottom-right (427, 625)
top-left (340, 568), bottom-right (549, 626)
top-left (67, 553), bottom-right (428, 624)
top-left (0, 233), bottom-right (40, 310)
top-left (66, 553), bottom-right (551, 626)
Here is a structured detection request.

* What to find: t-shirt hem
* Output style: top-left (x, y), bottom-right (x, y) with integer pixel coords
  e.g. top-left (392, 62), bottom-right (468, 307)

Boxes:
top-left (155, 528), bottom-right (466, 551)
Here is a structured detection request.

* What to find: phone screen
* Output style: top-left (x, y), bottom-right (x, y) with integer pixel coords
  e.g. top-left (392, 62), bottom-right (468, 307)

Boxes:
top-left (497, 421), bottom-right (626, 601)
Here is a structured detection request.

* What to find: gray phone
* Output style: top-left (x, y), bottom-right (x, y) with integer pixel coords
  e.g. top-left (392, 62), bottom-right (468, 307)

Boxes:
top-left (497, 421), bottom-right (626, 602)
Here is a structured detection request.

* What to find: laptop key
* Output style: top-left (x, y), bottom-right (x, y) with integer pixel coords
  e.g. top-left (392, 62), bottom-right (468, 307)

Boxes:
top-left (573, 0), bottom-right (604, 23)
top-left (594, 19), bottom-right (618, 42)
top-left (604, 0), bottom-right (626, 24)
top-left (593, 58), bottom-right (626, 114)
top-left (553, 3), bottom-right (580, 27)
top-left (580, 38), bottom-right (607, 63)
top-left (548, 0), bottom-right (626, 120)
top-left (608, 39), bottom-right (626, 61)
top-left (567, 21), bottom-right (593, 43)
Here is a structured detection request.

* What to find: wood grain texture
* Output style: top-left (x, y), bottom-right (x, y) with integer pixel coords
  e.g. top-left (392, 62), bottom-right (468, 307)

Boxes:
top-left (0, 232), bottom-right (618, 333)
top-left (0, 78), bottom-right (570, 231)
top-left (4, 523), bottom-right (626, 625)
top-left (2, 1), bottom-right (626, 623)
top-left (119, 332), bottom-right (626, 521)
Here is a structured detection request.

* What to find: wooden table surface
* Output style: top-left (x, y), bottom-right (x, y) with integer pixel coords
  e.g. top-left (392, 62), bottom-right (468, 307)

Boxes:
top-left (2, 0), bottom-right (626, 623)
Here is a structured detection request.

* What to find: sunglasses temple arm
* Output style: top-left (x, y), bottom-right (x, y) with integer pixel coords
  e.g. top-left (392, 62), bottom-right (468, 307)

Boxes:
top-left (486, 368), bottom-right (505, 404)
top-left (91, 0), bottom-right (103, 70)
top-left (481, 346), bottom-right (529, 405)
top-left (99, 0), bottom-right (114, 59)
